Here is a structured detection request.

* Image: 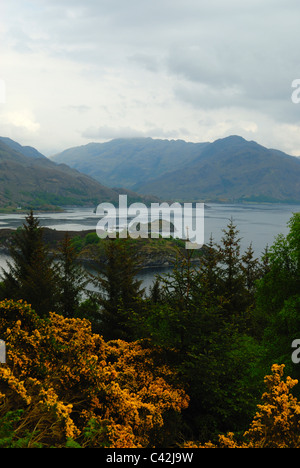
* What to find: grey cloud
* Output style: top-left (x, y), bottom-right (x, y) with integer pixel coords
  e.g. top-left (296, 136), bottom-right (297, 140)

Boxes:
top-left (81, 125), bottom-right (182, 141)
top-left (164, 16), bottom-right (300, 124)
top-left (82, 125), bottom-right (146, 140)
top-left (127, 54), bottom-right (161, 73)
top-left (166, 45), bottom-right (237, 88)
top-left (6, 27), bottom-right (34, 54)
top-left (6, 0), bottom-right (300, 79)
top-left (4, 0), bottom-right (300, 154)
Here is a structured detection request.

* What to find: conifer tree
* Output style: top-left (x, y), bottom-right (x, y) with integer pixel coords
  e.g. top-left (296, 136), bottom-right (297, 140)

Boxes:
top-left (56, 232), bottom-right (88, 318)
top-left (241, 242), bottom-right (261, 294)
top-left (216, 217), bottom-right (248, 323)
top-left (0, 211), bottom-right (58, 316)
top-left (198, 234), bottom-right (221, 296)
top-left (149, 278), bottom-right (163, 304)
top-left (91, 238), bottom-right (145, 340)
top-left (218, 218), bottom-right (243, 296)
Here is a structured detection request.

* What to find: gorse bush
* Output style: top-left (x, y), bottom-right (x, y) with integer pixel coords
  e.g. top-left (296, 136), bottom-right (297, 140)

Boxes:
top-left (0, 299), bottom-right (188, 448)
top-left (2, 301), bottom-right (300, 448)
top-left (184, 364), bottom-right (300, 448)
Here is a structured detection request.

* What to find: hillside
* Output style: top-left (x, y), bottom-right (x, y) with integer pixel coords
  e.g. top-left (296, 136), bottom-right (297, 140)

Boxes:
top-left (0, 139), bottom-right (147, 211)
top-left (137, 136), bottom-right (300, 203)
top-left (0, 137), bottom-right (47, 160)
top-left (51, 138), bottom-right (209, 190)
top-left (52, 136), bottom-right (300, 203)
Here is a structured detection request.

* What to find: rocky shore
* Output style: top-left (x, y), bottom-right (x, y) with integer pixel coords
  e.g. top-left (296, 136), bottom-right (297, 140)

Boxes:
top-left (0, 227), bottom-right (204, 270)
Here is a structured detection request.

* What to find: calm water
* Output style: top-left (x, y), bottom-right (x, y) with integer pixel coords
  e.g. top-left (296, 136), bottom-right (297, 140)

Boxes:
top-left (0, 203), bottom-right (299, 291)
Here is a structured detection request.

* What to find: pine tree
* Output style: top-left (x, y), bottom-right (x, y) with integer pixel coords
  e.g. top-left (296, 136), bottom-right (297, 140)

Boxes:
top-left (56, 232), bottom-right (88, 318)
top-left (199, 234), bottom-right (221, 296)
top-left (218, 218), bottom-right (243, 294)
top-left (149, 278), bottom-right (163, 304)
top-left (0, 211), bottom-right (58, 316)
top-left (241, 242), bottom-right (261, 295)
top-left (217, 217), bottom-right (246, 320)
top-left (91, 238), bottom-right (145, 340)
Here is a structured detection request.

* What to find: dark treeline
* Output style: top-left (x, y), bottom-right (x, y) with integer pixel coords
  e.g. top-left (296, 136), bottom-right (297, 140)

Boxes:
top-left (0, 209), bottom-right (300, 444)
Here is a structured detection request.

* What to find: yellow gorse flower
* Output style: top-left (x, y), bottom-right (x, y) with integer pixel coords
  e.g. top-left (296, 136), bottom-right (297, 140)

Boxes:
top-left (0, 299), bottom-right (189, 448)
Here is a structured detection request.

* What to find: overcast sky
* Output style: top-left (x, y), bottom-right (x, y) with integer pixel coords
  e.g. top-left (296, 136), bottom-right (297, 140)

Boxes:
top-left (1, 0), bottom-right (300, 156)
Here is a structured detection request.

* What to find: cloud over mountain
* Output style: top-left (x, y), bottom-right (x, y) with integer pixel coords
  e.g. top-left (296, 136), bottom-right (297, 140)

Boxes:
top-left (1, 0), bottom-right (300, 156)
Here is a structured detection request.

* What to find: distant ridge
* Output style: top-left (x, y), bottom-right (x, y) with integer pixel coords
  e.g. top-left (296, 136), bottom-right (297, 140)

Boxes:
top-left (51, 138), bottom-right (209, 190)
top-left (0, 136), bottom-right (47, 160)
top-left (0, 138), bottom-right (153, 211)
top-left (51, 136), bottom-right (300, 203)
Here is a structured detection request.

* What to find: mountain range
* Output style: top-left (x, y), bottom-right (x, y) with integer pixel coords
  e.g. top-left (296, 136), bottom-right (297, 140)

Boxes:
top-left (51, 138), bottom-right (209, 191)
top-left (52, 136), bottom-right (300, 203)
top-left (0, 137), bottom-right (154, 211)
top-left (0, 134), bottom-right (299, 211)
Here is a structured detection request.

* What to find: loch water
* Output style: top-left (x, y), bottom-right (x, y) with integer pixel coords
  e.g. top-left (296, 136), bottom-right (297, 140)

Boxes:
top-left (0, 202), bottom-right (299, 292)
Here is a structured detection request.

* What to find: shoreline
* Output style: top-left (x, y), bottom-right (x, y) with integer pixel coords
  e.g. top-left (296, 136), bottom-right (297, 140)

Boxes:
top-left (0, 227), bottom-right (203, 271)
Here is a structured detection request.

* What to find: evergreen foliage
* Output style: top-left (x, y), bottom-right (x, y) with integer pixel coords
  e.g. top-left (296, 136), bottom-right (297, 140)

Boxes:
top-left (55, 233), bottom-right (88, 318)
top-left (0, 211), bottom-right (58, 316)
top-left (0, 211), bottom-right (300, 447)
top-left (89, 238), bottom-right (145, 340)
